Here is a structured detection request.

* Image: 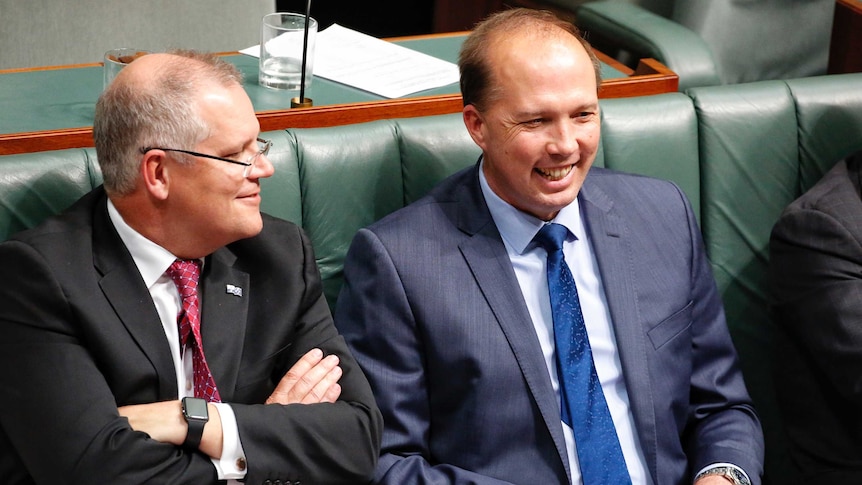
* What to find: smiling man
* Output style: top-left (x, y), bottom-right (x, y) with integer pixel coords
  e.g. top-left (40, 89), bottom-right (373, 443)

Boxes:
top-left (0, 51), bottom-right (381, 484)
top-left (334, 8), bottom-right (763, 485)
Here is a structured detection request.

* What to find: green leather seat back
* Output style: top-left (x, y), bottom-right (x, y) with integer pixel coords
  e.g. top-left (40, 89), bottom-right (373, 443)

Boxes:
top-left (691, 80), bottom-right (799, 483)
top-left (291, 120), bottom-right (405, 309)
top-left (599, 92), bottom-right (701, 221)
top-left (259, 129), bottom-right (303, 226)
top-left (396, 113), bottom-right (480, 205)
top-left (687, 74), bottom-right (862, 483)
top-left (787, 73), bottom-right (862, 193)
top-left (0, 148), bottom-right (100, 241)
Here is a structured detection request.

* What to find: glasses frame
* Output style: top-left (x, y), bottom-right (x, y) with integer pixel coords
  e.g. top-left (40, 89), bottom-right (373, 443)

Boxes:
top-left (141, 138), bottom-right (272, 178)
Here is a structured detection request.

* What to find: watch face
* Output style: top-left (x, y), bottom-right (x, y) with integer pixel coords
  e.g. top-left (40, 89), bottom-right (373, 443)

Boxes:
top-left (183, 398), bottom-right (208, 421)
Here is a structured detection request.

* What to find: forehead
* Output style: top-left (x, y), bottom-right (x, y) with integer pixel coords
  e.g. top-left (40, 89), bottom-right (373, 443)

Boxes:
top-left (195, 83), bottom-right (259, 142)
top-left (485, 29), bottom-right (597, 110)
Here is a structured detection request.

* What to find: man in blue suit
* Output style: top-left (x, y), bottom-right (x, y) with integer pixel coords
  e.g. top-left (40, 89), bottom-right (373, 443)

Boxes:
top-left (334, 8), bottom-right (763, 485)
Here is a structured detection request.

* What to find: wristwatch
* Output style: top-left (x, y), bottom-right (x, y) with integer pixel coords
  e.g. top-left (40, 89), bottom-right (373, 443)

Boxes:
top-left (181, 397), bottom-right (209, 449)
top-left (696, 466), bottom-right (750, 485)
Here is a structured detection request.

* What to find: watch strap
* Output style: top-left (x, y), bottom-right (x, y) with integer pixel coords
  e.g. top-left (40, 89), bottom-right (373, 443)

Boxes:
top-left (181, 397), bottom-right (208, 449)
top-left (695, 466), bottom-right (751, 485)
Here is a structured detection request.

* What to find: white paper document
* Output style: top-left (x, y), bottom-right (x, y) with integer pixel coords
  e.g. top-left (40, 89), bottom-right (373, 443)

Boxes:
top-left (241, 24), bottom-right (460, 99)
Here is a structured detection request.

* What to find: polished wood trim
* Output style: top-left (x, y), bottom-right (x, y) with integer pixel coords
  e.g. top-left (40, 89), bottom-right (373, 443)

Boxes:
top-left (601, 58), bottom-right (678, 98)
top-left (828, 0), bottom-right (862, 74)
top-left (0, 61), bottom-right (102, 75)
top-left (382, 31), bottom-right (471, 42)
top-left (257, 94), bottom-right (466, 130)
top-left (0, 128), bottom-right (95, 156)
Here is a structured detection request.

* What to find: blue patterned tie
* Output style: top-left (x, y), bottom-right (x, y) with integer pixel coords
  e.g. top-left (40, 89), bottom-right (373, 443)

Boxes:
top-left (534, 223), bottom-right (631, 485)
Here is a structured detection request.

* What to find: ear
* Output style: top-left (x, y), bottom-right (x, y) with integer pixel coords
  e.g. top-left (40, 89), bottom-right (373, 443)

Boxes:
top-left (141, 150), bottom-right (170, 201)
top-left (462, 104), bottom-right (488, 152)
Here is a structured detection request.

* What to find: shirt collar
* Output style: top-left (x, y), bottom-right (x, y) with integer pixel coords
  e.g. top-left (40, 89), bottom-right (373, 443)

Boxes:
top-left (106, 199), bottom-right (193, 288)
top-left (478, 158), bottom-right (583, 255)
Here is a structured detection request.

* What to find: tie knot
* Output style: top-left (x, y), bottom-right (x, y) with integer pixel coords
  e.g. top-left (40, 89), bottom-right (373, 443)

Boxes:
top-left (166, 259), bottom-right (201, 299)
top-left (534, 223), bottom-right (568, 253)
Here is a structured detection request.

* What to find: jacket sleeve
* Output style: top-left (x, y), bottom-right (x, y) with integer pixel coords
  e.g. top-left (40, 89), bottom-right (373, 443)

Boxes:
top-left (334, 227), bottom-right (516, 485)
top-left (230, 223), bottom-right (383, 485)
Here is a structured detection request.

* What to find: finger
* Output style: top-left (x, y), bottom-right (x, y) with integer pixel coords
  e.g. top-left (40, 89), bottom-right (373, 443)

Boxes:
top-left (290, 354), bottom-right (339, 403)
top-left (302, 363), bottom-right (343, 404)
top-left (269, 352), bottom-right (339, 404)
top-left (266, 348), bottom-right (325, 404)
top-left (322, 382), bottom-right (342, 403)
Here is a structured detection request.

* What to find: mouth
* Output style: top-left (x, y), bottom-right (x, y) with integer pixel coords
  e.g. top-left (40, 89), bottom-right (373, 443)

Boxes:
top-left (535, 165), bottom-right (574, 181)
top-left (237, 191), bottom-right (260, 201)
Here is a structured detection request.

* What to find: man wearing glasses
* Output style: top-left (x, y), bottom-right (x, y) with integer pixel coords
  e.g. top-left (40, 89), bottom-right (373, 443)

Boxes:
top-left (0, 51), bottom-right (381, 484)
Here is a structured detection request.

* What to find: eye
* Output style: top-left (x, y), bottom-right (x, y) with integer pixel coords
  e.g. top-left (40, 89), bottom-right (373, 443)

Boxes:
top-left (522, 118), bottom-right (544, 127)
top-left (573, 109), bottom-right (598, 121)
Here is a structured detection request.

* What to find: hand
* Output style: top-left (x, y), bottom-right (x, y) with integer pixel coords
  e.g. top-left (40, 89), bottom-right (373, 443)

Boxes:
top-left (695, 476), bottom-right (736, 485)
top-left (266, 348), bottom-right (343, 405)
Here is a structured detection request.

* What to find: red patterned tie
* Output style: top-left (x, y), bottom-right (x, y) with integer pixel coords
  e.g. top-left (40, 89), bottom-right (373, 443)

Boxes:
top-left (166, 259), bottom-right (221, 403)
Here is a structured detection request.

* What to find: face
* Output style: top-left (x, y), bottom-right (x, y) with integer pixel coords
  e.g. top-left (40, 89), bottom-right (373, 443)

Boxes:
top-left (166, 83), bottom-right (275, 253)
top-left (463, 29), bottom-right (600, 221)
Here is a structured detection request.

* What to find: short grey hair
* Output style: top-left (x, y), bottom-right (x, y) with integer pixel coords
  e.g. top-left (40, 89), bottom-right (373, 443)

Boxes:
top-left (93, 50), bottom-right (244, 195)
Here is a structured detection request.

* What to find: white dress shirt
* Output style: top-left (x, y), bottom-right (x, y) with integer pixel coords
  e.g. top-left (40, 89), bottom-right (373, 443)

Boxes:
top-left (479, 164), bottom-right (652, 485)
top-left (107, 200), bottom-right (247, 482)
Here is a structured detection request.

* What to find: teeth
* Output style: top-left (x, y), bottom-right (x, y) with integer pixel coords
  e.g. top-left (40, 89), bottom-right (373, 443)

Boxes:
top-left (536, 165), bottom-right (573, 181)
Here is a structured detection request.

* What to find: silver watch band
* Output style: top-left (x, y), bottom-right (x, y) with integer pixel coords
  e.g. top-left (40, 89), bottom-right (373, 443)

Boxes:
top-left (695, 465), bottom-right (751, 485)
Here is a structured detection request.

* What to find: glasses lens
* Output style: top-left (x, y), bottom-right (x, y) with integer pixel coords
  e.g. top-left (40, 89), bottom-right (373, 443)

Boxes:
top-left (242, 140), bottom-right (270, 178)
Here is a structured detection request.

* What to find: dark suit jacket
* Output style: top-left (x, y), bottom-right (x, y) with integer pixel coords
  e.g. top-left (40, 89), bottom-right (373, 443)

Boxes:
top-left (0, 187), bottom-right (382, 485)
top-left (769, 151), bottom-right (862, 484)
top-left (335, 163), bottom-right (764, 485)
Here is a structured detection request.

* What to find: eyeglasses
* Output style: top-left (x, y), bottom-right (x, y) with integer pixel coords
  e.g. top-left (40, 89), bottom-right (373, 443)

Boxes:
top-left (141, 138), bottom-right (272, 178)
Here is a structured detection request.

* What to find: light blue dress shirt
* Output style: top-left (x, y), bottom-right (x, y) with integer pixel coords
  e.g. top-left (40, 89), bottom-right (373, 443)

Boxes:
top-left (478, 163), bottom-right (652, 485)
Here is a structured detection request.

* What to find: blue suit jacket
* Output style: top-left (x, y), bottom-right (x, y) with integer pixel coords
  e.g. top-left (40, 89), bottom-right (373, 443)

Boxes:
top-left (335, 163), bottom-right (764, 484)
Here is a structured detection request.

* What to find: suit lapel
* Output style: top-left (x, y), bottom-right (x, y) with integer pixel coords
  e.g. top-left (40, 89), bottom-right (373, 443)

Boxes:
top-left (579, 182), bottom-right (659, 481)
top-left (92, 193), bottom-right (177, 399)
top-left (456, 166), bottom-right (572, 478)
top-left (199, 249), bottom-right (249, 401)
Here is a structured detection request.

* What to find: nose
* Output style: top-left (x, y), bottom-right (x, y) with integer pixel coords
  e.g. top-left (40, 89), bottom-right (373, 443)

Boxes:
top-left (546, 120), bottom-right (578, 158)
top-left (249, 153), bottom-right (275, 180)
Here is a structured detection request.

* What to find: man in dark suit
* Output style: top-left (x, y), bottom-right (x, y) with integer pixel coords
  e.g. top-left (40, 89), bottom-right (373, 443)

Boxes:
top-left (769, 149), bottom-right (862, 484)
top-left (0, 50), bottom-right (381, 484)
top-left (334, 9), bottom-right (763, 485)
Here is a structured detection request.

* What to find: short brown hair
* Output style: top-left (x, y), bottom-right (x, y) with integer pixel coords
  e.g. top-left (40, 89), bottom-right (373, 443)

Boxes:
top-left (458, 8), bottom-right (602, 110)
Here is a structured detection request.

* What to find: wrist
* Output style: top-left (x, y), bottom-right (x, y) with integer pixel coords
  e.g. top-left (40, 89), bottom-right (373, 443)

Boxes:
top-left (198, 403), bottom-right (224, 459)
top-left (181, 397), bottom-right (208, 449)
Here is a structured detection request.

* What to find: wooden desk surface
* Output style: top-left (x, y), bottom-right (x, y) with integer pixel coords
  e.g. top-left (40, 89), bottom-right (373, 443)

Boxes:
top-left (0, 32), bottom-right (677, 156)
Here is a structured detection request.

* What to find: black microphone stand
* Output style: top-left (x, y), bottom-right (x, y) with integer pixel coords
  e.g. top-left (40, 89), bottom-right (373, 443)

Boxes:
top-left (291, 0), bottom-right (313, 108)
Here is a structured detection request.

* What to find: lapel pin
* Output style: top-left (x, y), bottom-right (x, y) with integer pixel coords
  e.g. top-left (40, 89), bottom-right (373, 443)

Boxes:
top-left (225, 284), bottom-right (243, 297)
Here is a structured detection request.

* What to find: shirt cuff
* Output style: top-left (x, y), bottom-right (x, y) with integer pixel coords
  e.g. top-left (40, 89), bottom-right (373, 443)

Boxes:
top-left (695, 463), bottom-right (750, 484)
top-left (210, 403), bottom-right (248, 480)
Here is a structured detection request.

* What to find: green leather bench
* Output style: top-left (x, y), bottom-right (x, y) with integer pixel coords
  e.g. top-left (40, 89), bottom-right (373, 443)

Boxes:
top-left (2, 72), bottom-right (861, 483)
